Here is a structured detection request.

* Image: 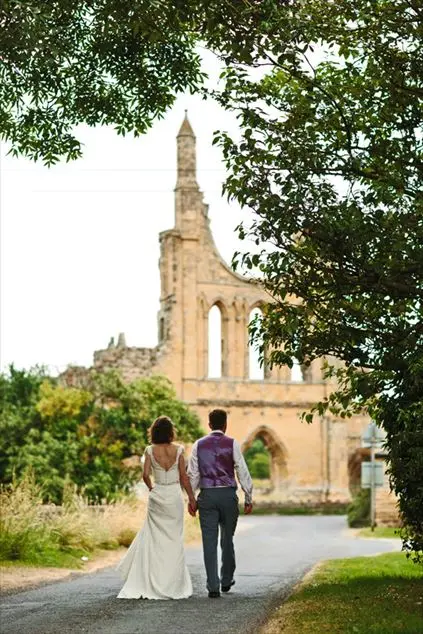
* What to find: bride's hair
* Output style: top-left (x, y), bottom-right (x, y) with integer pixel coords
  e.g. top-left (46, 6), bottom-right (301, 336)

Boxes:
top-left (149, 416), bottom-right (176, 444)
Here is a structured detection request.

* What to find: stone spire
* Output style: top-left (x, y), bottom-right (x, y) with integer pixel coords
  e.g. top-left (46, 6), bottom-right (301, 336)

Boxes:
top-left (176, 111), bottom-right (198, 190)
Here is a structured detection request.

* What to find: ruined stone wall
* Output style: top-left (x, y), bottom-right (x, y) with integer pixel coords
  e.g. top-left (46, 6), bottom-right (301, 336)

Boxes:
top-left (93, 346), bottom-right (159, 383)
top-left (60, 365), bottom-right (93, 389)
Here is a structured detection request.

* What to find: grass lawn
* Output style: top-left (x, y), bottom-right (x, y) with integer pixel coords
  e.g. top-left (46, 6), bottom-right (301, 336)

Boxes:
top-left (262, 552), bottom-right (423, 634)
top-left (359, 526), bottom-right (401, 539)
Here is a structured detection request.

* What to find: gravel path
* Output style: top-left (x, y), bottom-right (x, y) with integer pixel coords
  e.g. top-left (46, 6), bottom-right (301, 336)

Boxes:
top-left (0, 515), bottom-right (401, 634)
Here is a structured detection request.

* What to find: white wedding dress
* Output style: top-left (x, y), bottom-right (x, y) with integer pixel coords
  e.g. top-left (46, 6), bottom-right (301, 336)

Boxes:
top-left (116, 445), bottom-right (192, 600)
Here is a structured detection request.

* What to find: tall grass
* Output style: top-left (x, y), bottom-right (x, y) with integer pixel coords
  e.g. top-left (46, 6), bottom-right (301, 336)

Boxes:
top-left (0, 472), bottom-right (146, 567)
top-left (0, 473), bottom-right (200, 568)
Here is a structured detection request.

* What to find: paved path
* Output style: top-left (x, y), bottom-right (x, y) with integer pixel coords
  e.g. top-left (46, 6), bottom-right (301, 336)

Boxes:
top-left (0, 516), bottom-right (401, 634)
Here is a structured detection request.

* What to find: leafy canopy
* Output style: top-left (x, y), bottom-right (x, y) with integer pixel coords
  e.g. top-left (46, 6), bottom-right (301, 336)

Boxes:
top-left (0, 0), bottom-right (204, 163)
top-left (0, 0), bottom-right (295, 163)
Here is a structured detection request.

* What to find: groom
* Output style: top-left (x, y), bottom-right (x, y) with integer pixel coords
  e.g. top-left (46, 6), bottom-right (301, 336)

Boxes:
top-left (187, 408), bottom-right (253, 598)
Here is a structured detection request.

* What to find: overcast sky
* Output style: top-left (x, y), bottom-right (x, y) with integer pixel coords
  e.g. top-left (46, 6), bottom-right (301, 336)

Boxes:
top-left (0, 51), bottom-right (252, 375)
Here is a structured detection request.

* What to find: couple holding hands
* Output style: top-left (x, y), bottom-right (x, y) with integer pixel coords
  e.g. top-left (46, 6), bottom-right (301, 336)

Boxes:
top-left (117, 408), bottom-right (253, 600)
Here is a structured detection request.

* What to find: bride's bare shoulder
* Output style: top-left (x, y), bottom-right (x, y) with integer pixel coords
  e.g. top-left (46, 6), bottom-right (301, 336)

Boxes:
top-left (171, 443), bottom-right (185, 453)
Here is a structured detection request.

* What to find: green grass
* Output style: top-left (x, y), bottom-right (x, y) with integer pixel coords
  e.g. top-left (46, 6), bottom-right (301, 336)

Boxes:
top-left (359, 526), bottom-right (401, 539)
top-left (264, 552), bottom-right (423, 634)
top-left (0, 548), bottom-right (89, 569)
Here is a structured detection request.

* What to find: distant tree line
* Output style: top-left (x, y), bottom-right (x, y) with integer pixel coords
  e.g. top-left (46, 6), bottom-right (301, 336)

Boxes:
top-left (0, 366), bottom-right (202, 504)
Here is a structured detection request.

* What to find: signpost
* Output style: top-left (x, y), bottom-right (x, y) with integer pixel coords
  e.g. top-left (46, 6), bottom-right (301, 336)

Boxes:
top-left (361, 421), bottom-right (385, 531)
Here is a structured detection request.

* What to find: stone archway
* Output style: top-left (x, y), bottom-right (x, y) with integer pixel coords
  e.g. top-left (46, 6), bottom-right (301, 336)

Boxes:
top-left (241, 425), bottom-right (288, 490)
top-left (348, 447), bottom-right (370, 495)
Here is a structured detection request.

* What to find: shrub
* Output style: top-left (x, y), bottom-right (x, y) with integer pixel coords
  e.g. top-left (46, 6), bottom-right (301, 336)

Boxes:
top-left (250, 453), bottom-right (271, 479)
top-left (117, 528), bottom-right (137, 548)
top-left (347, 489), bottom-right (371, 528)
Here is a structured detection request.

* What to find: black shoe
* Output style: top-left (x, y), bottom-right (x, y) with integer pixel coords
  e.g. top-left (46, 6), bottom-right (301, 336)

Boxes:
top-left (208, 591), bottom-right (221, 598)
top-left (221, 580), bottom-right (235, 593)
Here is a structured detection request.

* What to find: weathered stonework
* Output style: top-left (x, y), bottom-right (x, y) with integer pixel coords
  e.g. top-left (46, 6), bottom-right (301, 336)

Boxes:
top-left (93, 346), bottom-right (158, 383)
top-left (62, 115), bottom-right (398, 518)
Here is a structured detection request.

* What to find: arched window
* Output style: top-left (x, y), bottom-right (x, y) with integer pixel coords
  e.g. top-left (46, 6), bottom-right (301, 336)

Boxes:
top-left (248, 307), bottom-right (264, 380)
top-left (208, 304), bottom-right (222, 378)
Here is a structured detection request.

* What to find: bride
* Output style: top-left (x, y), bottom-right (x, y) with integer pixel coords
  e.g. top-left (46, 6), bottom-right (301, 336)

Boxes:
top-left (116, 416), bottom-right (197, 600)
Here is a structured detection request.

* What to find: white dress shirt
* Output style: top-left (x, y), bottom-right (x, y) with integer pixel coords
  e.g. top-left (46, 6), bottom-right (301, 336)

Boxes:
top-left (187, 431), bottom-right (253, 505)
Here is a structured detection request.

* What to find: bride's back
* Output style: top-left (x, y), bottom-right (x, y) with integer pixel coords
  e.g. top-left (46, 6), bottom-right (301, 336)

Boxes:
top-left (151, 443), bottom-right (180, 471)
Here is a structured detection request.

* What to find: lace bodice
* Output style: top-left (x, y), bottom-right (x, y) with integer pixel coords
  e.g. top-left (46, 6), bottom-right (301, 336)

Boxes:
top-left (145, 445), bottom-right (184, 485)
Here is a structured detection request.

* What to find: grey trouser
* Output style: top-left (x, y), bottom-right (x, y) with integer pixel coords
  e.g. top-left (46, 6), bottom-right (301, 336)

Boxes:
top-left (197, 487), bottom-right (239, 592)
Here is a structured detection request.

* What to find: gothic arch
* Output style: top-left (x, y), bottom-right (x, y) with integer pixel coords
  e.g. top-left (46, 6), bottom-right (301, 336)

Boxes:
top-left (248, 300), bottom-right (266, 313)
top-left (208, 297), bottom-right (229, 320)
top-left (242, 425), bottom-right (288, 489)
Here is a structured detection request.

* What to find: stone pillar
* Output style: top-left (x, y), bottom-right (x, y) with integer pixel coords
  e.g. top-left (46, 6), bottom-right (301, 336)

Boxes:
top-left (229, 296), bottom-right (246, 378)
top-left (197, 296), bottom-right (208, 378)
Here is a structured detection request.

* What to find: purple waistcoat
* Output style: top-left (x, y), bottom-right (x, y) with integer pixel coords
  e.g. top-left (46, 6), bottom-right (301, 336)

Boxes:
top-left (197, 433), bottom-right (236, 488)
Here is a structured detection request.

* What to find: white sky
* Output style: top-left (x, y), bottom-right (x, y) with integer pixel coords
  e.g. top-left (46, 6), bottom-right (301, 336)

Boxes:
top-left (0, 51), bottom-right (256, 375)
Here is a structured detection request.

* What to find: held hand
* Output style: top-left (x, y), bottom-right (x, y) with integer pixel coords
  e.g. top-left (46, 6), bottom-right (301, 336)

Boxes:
top-left (244, 502), bottom-right (253, 515)
top-left (188, 500), bottom-right (197, 517)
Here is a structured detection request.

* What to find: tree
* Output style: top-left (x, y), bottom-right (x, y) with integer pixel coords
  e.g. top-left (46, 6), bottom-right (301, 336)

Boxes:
top-left (0, 367), bottom-right (202, 502)
top-left (213, 1), bottom-right (422, 558)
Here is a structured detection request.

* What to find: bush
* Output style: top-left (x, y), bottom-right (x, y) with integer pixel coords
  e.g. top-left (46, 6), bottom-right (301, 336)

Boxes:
top-left (250, 453), bottom-right (271, 479)
top-left (347, 489), bottom-right (371, 528)
top-left (117, 528), bottom-right (137, 548)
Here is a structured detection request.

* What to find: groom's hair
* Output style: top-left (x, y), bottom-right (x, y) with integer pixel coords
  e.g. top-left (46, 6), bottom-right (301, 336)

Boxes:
top-left (209, 409), bottom-right (227, 430)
